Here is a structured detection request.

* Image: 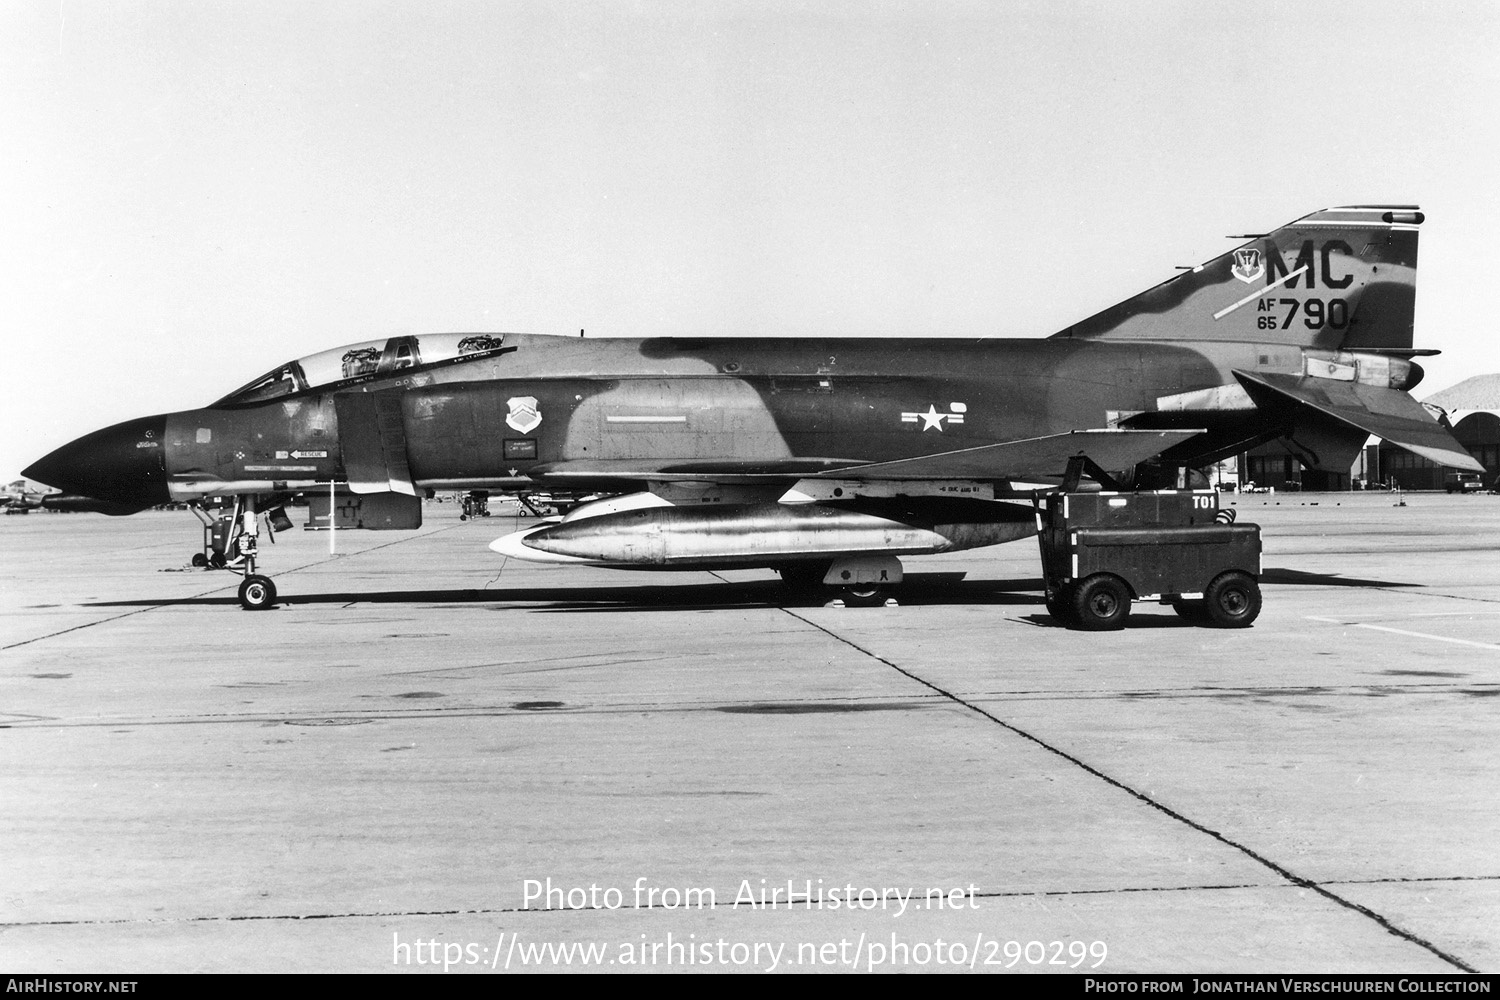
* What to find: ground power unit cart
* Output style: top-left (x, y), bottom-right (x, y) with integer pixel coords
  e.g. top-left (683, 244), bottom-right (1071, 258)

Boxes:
top-left (1036, 490), bottom-right (1262, 631)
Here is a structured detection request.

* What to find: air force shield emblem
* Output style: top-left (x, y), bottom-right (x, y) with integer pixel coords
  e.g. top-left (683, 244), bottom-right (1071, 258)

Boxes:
top-left (1231, 247), bottom-right (1264, 284)
top-left (505, 396), bottom-right (542, 434)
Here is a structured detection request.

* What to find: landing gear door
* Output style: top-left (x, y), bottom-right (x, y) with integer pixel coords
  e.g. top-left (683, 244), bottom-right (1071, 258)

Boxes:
top-left (335, 392), bottom-right (418, 496)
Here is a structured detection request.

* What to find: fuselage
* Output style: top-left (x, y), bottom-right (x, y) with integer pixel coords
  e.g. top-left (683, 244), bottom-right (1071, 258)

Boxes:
top-left (204, 335), bottom-right (1351, 495)
top-left (25, 332), bottom-right (1418, 507)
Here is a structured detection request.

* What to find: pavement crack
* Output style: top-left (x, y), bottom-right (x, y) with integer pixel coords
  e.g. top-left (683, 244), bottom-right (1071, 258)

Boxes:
top-left (1325, 874), bottom-right (1500, 886)
top-left (777, 607), bottom-right (1480, 975)
top-left (980, 882), bottom-right (1268, 899)
top-left (12, 875), bottom-right (1489, 931)
top-left (2, 904), bottom-right (553, 929)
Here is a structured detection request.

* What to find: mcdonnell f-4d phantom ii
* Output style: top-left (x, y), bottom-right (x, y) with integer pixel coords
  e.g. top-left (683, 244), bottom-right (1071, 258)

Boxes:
top-left (24, 205), bottom-right (1482, 609)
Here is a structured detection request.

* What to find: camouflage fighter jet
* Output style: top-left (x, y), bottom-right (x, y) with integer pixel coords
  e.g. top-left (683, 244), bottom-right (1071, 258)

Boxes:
top-left (24, 206), bottom-right (1479, 608)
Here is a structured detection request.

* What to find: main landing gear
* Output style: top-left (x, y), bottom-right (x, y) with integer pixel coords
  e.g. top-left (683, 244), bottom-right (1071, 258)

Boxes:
top-left (190, 496), bottom-right (290, 610)
top-left (776, 555), bottom-right (902, 607)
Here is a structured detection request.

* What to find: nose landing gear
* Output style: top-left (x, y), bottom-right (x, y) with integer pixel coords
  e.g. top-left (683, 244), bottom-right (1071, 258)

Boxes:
top-left (191, 496), bottom-right (286, 610)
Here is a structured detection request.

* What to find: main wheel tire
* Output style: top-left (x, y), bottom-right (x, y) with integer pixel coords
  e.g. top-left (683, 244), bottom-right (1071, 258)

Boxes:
top-left (1069, 574), bottom-right (1131, 631)
top-left (841, 583), bottom-right (887, 607)
top-left (1202, 571), bottom-right (1261, 628)
top-left (238, 574), bottom-right (278, 611)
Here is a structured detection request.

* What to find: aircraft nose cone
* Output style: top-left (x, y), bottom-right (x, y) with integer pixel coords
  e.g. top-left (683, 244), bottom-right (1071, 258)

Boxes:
top-left (23, 415), bottom-right (170, 511)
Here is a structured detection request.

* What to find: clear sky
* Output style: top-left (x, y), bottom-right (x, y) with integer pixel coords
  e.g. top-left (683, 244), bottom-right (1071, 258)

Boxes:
top-left (4, 0), bottom-right (1498, 483)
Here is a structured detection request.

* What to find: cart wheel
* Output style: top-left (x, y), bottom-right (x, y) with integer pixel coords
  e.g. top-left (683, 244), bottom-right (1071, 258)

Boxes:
top-left (191, 552), bottom-right (208, 567)
top-left (1170, 598), bottom-right (1209, 623)
top-left (1069, 574), bottom-right (1131, 631)
top-left (237, 574), bottom-right (278, 611)
top-left (1202, 571), bottom-right (1260, 628)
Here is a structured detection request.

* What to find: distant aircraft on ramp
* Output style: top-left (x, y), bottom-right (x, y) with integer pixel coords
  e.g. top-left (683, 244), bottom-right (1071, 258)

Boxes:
top-left (1, 481), bottom-right (50, 514)
top-left (24, 206), bottom-right (1479, 608)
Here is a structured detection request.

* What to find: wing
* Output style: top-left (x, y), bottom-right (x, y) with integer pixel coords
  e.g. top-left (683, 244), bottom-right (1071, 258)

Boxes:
top-left (814, 429), bottom-right (1204, 481)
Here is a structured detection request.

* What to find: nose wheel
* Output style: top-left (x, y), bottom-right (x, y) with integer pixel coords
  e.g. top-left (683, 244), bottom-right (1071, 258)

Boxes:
top-left (238, 574), bottom-right (278, 611)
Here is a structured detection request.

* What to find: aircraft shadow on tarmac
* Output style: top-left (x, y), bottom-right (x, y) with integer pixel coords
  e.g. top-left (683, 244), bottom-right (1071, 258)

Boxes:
top-left (86, 573), bottom-right (1044, 612)
top-left (84, 568), bottom-right (1416, 624)
top-left (1258, 567), bottom-right (1419, 588)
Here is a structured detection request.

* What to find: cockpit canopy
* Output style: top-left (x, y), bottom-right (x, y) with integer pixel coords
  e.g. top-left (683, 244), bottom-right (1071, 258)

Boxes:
top-left (215, 333), bottom-right (508, 405)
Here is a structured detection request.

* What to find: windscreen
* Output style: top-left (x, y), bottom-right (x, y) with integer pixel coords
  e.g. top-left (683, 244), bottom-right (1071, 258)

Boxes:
top-left (215, 333), bottom-right (507, 405)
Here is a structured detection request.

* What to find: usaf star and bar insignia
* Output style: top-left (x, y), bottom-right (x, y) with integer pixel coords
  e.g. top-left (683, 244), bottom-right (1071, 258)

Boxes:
top-left (901, 402), bottom-right (968, 432)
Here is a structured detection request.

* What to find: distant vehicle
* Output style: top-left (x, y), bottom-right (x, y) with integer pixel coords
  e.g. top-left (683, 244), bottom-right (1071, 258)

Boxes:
top-left (1445, 471), bottom-right (1484, 493)
top-left (459, 492), bottom-right (491, 520)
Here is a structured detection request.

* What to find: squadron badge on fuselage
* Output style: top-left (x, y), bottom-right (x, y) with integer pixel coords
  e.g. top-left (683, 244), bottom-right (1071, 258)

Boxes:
top-left (1231, 247), bottom-right (1264, 284)
top-left (506, 396), bottom-right (542, 434)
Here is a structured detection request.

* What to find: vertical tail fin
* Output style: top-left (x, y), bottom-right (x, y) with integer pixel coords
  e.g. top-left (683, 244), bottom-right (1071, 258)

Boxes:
top-left (1053, 206), bottom-right (1422, 351)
